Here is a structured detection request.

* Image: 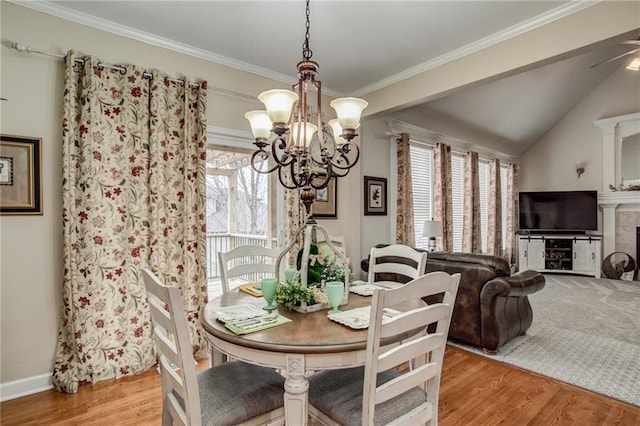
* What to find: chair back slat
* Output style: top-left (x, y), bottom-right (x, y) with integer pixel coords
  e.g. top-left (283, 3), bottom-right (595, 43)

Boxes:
top-left (227, 263), bottom-right (276, 277)
top-left (377, 333), bottom-right (445, 372)
top-left (380, 305), bottom-right (451, 339)
top-left (368, 245), bottom-right (428, 285)
top-left (317, 234), bottom-right (347, 256)
top-left (159, 355), bottom-right (186, 399)
top-left (375, 363), bottom-right (437, 404)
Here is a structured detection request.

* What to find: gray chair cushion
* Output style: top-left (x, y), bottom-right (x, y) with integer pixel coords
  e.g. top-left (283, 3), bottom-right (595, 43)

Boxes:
top-left (308, 366), bottom-right (428, 426)
top-left (198, 361), bottom-right (285, 426)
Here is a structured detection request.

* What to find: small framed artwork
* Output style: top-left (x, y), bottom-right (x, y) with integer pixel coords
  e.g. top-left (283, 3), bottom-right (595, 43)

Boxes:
top-left (0, 135), bottom-right (43, 215)
top-left (313, 177), bottom-right (337, 218)
top-left (364, 176), bottom-right (387, 216)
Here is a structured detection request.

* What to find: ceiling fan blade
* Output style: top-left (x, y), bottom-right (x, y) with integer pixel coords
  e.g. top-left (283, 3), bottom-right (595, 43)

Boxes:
top-left (590, 47), bottom-right (640, 68)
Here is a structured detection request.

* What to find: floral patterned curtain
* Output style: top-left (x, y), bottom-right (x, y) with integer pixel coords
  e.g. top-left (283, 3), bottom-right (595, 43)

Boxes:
top-left (486, 158), bottom-right (502, 256)
top-left (285, 187), bottom-right (305, 266)
top-left (433, 143), bottom-right (453, 251)
top-left (462, 151), bottom-right (481, 253)
top-left (53, 52), bottom-right (207, 393)
top-left (505, 163), bottom-right (519, 265)
top-left (396, 133), bottom-right (415, 246)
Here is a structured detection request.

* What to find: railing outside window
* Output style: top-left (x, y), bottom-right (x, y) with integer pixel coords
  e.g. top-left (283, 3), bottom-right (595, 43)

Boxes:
top-left (206, 233), bottom-right (274, 279)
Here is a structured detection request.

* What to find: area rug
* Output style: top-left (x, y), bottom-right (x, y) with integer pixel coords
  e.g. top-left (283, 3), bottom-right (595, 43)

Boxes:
top-left (451, 274), bottom-right (640, 407)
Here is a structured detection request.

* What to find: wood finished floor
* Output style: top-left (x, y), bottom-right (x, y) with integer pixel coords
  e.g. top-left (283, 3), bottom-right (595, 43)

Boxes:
top-left (2, 346), bottom-right (638, 425)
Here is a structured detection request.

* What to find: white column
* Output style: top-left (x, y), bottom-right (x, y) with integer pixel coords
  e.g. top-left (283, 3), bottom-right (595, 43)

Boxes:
top-left (600, 203), bottom-right (618, 258)
top-left (599, 123), bottom-right (617, 190)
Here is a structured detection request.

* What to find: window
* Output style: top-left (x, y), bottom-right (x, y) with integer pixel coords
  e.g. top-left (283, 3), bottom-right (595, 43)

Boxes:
top-left (478, 160), bottom-right (489, 253)
top-left (450, 154), bottom-right (465, 252)
top-left (205, 148), bottom-right (274, 282)
top-left (500, 165), bottom-right (509, 255)
top-left (408, 140), bottom-right (511, 255)
top-left (409, 143), bottom-right (433, 250)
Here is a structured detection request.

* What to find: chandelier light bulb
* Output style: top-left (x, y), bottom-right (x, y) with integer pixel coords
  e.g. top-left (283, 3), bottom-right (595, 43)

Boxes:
top-left (330, 97), bottom-right (368, 130)
top-left (258, 89), bottom-right (299, 125)
top-left (328, 119), bottom-right (347, 145)
top-left (244, 110), bottom-right (272, 140)
top-left (291, 121), bottom-right (318, 147)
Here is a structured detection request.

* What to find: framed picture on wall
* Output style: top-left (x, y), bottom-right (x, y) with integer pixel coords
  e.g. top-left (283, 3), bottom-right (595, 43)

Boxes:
top-left (313, 176), bottom-right (337, 218)
top-left (0, 134), bottom-right (43, 215)
top-left (364, 176), bottom-right (387, 216)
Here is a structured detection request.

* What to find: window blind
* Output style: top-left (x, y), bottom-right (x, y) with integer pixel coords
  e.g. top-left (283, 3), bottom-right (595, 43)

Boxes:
top-left (500, 165), bottom-right (509, 255)
top-left (451, 153), bottom-right (465, 252)
top-left (409, 143), bottom-right (433, 250)
top-left (478, 160), bottom-right (489, 253)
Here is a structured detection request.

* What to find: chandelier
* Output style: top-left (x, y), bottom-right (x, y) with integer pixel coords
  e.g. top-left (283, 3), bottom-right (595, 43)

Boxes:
top-left (244, 0), bottom-right (367, 219)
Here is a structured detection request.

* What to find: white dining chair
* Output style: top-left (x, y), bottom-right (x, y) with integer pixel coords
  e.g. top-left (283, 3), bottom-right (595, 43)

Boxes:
top-left (367, 244), bottom-right (428, 287)
top-left (141, 268), bottom-right (285, 426)
top-left (218, 245), bottom-right (279, 294)
top-left (308, 271), bottom-right (460, 426)
top-left (316, 234), bottom-right (347, 256)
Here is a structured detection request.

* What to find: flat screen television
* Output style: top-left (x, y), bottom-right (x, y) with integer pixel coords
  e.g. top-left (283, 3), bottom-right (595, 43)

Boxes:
top-left (518, 190), bottom-right (598, 233)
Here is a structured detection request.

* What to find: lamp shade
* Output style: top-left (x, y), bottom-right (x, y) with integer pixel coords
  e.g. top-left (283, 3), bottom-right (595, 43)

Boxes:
top-left (291, 121), bottom-right (318, 147)
top-left (258, 89), bottom-right (298, 124)
top-left (244, 110), bottom-right (272, 140)
top-left (422, 220), bottom-right (443, 238)
top-left (328, 119), bottom-right (347, 145)
top-left (330, 97), bottom-right (368, 130)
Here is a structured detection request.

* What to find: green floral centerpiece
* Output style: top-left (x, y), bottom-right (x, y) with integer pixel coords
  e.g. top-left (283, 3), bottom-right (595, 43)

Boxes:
top-left (274, 243), bottom-right (351, 312)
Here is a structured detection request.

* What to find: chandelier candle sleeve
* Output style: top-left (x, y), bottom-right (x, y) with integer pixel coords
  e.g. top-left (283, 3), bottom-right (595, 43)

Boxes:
top-left (291, 122), bottom-right (318, 147)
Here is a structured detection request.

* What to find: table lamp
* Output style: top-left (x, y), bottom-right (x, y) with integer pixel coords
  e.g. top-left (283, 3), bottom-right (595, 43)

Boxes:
top-left (422, 220), bottom-right (443, 253)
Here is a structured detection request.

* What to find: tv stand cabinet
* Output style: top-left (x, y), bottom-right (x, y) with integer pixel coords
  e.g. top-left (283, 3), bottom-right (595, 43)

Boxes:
top-left (518, 235), bottom-right (601, 278)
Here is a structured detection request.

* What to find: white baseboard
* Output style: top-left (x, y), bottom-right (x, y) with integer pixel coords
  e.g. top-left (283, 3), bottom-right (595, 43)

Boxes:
top-left (0, 373), bottom-right (53, 402)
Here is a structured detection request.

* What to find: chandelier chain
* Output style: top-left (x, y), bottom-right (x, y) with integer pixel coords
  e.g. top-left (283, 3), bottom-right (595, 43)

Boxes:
top-left (302, 0), bottom-right (313, 60)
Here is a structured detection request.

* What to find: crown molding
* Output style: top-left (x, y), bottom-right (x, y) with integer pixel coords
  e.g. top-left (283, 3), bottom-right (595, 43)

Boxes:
top-left (9, 0), bottom-right (594, 99)
top-left (8, 0), bottom-right (345, 98)
top-left (351, 1), bottom-right (599, 97)
top-left (8, 1), bottom-right (299, 88)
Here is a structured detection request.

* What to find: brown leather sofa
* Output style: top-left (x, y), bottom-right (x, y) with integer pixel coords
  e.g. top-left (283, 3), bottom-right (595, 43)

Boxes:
top-left (361, 247), bottom-right (545, 354)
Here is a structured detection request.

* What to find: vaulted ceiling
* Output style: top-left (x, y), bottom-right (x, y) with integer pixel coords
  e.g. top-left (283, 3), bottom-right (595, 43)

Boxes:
top-left (22, 1), bottom-right (640, 152)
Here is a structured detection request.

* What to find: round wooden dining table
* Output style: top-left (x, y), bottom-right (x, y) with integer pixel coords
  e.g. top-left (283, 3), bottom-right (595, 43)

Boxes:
top-left (200, 291), bottom-right (423, 426)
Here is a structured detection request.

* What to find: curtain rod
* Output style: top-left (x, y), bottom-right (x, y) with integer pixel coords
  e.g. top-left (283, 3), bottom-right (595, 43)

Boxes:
top-left (10, 41), bottom-right (258, 101)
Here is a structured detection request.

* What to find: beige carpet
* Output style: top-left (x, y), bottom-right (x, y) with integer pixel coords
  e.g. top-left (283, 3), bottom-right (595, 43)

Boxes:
top-left (452, 274), bottom-right (640, 407)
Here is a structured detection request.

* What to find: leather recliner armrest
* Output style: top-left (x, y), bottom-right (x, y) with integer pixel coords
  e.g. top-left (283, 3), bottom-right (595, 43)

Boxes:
top-left (481, 270), bottom-right (545, 300)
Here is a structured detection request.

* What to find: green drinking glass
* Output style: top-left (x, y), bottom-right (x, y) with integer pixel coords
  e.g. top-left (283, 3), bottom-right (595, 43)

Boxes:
top-left (261, 278), bottom-right (278, 311)
top-left (325, 281), bottom-right (344, 314)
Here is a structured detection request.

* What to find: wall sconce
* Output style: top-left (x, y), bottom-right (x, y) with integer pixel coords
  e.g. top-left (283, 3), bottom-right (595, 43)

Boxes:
top-left (575, 162), bottom-right (585, 179)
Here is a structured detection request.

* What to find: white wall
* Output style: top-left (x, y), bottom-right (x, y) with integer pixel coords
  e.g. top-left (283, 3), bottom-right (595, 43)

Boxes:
top-left (520, 64), bottom-right (640, 192)
top-left (0, 2), bottom-right (361, 388)
top-left (358, 117), bottom-right (394, 270)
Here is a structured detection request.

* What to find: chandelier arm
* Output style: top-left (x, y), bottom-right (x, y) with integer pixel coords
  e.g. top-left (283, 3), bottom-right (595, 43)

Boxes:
top-left (250, 149), bottom-right (281, 174)
top-left (289, 160), bottom-right (306, 188)
top-left (330, 143), bottom-right (360, 170)
top-left (309, 169), bottom-right (332, 190)
top-left (278, 166), bottom-right (299, 190)
top-left (271, 135), bottom-right (297, 168)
